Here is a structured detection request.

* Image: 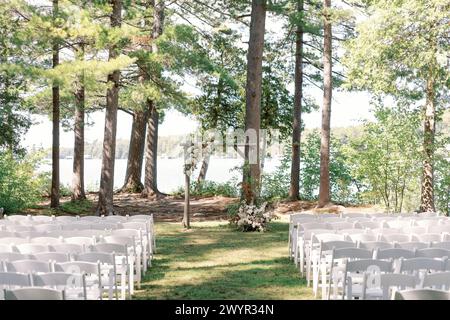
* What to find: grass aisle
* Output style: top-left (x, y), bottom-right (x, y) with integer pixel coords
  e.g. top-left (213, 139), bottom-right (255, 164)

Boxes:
top-left (134, 221), bottom-right (313, 300)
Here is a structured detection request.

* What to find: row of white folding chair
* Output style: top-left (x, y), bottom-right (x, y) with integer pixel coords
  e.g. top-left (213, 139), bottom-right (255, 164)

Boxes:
top-left (311, 241), bottom-right (450, 298)
top-left (327, 255), bottom-right (450, 300)
top-left (3, 287), bottom-right (66, 300)
top-left (0, 271), bottom-right (87, 300)
top-left (0, 240), bottom-right (139, 294)
top-left (362, 272), bottom-right (450, 300)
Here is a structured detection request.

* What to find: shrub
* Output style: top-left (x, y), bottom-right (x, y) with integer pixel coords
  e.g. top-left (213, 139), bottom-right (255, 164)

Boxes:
top-left (172, 180), bottom-right (239, 198)
top-left (0, 151), bottom-right (45, 214)
top-left (232, 201), bottom-right (274, 232)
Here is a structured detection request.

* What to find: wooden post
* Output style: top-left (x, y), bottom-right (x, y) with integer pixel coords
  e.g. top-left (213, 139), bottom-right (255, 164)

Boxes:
top-left (183, 173), bottom-right (190, 229)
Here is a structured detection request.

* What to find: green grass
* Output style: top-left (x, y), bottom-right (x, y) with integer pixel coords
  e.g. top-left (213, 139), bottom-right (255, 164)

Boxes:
top-left (134, 221), bottom-right (313, 300)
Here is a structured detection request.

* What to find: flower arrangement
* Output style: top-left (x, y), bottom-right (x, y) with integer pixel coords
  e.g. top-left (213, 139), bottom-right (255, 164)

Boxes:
top-left (235, 201), bottom-right (273, 232)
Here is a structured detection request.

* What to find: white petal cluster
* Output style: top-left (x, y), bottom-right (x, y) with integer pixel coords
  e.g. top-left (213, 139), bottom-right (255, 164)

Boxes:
top-left (235, 201), bottom-right (273, 232)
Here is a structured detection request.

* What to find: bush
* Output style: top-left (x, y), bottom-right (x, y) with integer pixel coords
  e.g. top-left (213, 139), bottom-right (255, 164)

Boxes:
top-left (172, 180), bottom-right (239, 198)
top-left (232, 201), bottom-right (274, 232)
top-left (0, 151), bottom-right (46, 214)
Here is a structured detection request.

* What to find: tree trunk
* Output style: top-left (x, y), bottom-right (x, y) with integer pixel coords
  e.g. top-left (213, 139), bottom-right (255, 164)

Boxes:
top-left (183, 174), bottom-right (190, 228)
top-left (317, 0), bottom-right (332, 208)
top-left (242, 0), bottom-right (266, 204)
top-left (420, 75), bottom-right (436, 212)
top-left (72, 44), bottom-right (86, 201)
top-left (197, 150), bottom-right (210, 184)
top-left (142, 0), bottom-right (165, 198)
top-left (142, 101), bottom-right (163, 198)
top-left (97, 0), bottom-right (122, 216)
top-left (50, 0), bottom-right (60, 208)
top-left (288, 0), bottom-right (304, 201)
top-left (121, 109), bottom-right (148, 193)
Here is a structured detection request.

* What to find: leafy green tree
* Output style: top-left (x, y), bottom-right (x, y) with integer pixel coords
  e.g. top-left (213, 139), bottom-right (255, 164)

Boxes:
top-left (344, 0), bottom-right (450, 212)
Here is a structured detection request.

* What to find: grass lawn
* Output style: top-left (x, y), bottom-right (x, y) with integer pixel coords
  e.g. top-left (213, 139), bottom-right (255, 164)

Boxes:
top-left (134, 221), bottom-right (313, 300)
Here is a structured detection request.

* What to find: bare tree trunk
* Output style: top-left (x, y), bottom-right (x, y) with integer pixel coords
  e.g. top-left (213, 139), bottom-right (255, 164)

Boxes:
top-left (288, 0), bottom-right (304, 201)
top-left (420, 75), bottom-right (436, 212)
top-left (242, 0), bottom-right (266, 204)
top-left (142, 0), bottom-right (165, 198)
top-left (121, 109), bottom-right (148, 193)
top-left (142, 101), bottom-right (163, 198)
top-left (50, 0), bottom-right (60, 208)
top-left (97, 0), bottom-right (122, 216)
top-left (317, 0), bottom-right (332, 208)
top-left (72, 44), bottom-right (86, 201)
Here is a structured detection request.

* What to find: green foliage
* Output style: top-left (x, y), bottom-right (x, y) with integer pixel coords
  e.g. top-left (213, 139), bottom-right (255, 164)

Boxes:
top-left (172, 180), bottom-right (239, 198)
top-left (435, 151), bottom-right (450, 216)
top-left (345, 105), bottom-right (423, 212)
top-left (0, 151), bottom-right (46, 214)
top-left (59, 199), bottom-right (94, 215)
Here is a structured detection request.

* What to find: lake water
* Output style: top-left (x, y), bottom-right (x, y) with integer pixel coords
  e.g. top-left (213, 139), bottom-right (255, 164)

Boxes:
top-left (39, 157), bottom-right (282, 193)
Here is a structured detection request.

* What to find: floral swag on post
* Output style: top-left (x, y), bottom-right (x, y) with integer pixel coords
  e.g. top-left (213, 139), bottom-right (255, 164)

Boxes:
top-left (235, 201), bottom-right (274, 232)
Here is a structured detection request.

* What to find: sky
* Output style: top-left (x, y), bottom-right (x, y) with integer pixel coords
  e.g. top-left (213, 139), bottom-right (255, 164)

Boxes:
top-left (22, 88), bottom-right (374, 149)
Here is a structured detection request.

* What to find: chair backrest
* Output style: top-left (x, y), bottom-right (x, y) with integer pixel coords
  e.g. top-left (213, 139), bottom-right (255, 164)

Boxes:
top-left (358, 221), bottom-right (384, 229)
top-left (64, 236), bottom-right (96, 246)
top-left (428, 225), bottom-right (450, 234)
top-left (56, 261), bottom-right (101, 276)
top-left (340, 228), bottom-right (367, 235)
top-left (358, 241), bottom-right (394, 250)
top-left (30, 237), bottom-right (64, 245)
top-left (104, 215), bottom-right (129, 222)
top-left (395, 289), bottom-right (450, 300)
top-left (341, 213), bottom-right (367, 218)
top-left (79, 216), bottom-right (103, 223)
top-left (416, 248), bottom-right (450, 259)
top-left (298, 222), bottom-right (332, 231)
top-left (4, 287), bottom-right (65, 300)
top-left (372, 228), bottom-right (401, 235)
top-left (0, 272), bottom-right (31, 287)
top-left (31, 252), bottom-right (70, 263)
top-left (102, 235), bottom-right (136, 247)
top-left (0, 237), bottom-right (30, 246)
top-left (386, 220), bottom-right (413, 229)
top-left (91, 243), bottom-right (127, 255)
top-left (402, 226), bottom-right (427, 235)
top-left (15, 243), bottom-right (49, 255)
top-left (0, 252), bottom-right (29, 262)
top-left (312, 233), bottom-right (346, 243)
top-left (375, 248), bottom-right (415, 260)
top-left (378, 273), bottom-right (417, 300)
top-left (76, 252), bottom-right (115, 265)
top-left (6, 259), bottom-right (52, 273)
top-left (380, 234), bottom-right (411, 243)
top-left (6, 225), bottom-right (35, 232)
top-left (61, 223), bottom-right (93, 231)
top-left (33, 224), bottom-right (61, 233)
top-left (5, 215), bottom-right (31, 222)
top-left (396, 241), bottom-right (429, 250)
top-left (415, 220), bottom-right (439, 228)
top-left (0, 243), bottom-right (17, 253)
top-left (50, 243), bottom-right (84, 255)
top-left (349, 233), bottom-right (378, 243)
top-left (413, 233), bottom-right (443, 243)
top-left (0, 231), bottom-right (18, 238)
top-left (332, 247), bottom-right (373, 260)
top-left (431, 242), bottom-right (450, 250)
top-left (16, 231), bottom-right (46, 238)
top-left (89, 223), bottom-right (120, 231)
top-left (31, 272), bottom-right (85, 290)
top-left (422, 272), bottom-right (450, 290)
top-left (320, 240), bottom-right (356, 252)
top-left (112, 229), bottom-right (141, 238)
top-left (399, 257), bottom-right (445, 274)
top-left (345, 258), bottom-right (393, 273)
top-left (30, 215), bottom-right (54, 223)
top-left (329, 222), bottom-right (356, 231)
top-left (54, 216), bottom-right (78, 223)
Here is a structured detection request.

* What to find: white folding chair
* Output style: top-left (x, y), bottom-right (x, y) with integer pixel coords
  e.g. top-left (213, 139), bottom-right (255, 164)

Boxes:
top-left (358, 241), bottom-right (393, 250)
top-left (31, 252), bottom-right (70, 263)
top-left (75, 252), bottom-right (118, 300)
top-left (30, 237), bottom-right (64, 245)
top-left (56, 261), bottom-right (103, 300)
top-left (15, 243), bottom-right (49, 255)
top-left (33, 224), bottom-right (62, 233)
top-left (54, 216), bottom-right (79, 223)
top-left (341, 259), bottom-right (393, 300)
top-left (363, 273), bottom-right (417, 300)
top-left (396, 241), bottom-right (430, 250)
top-left (0, 231), bottom-right (18, 238)
top-left (31, 272), bottom-right (86, 300)
top-left (421, 272), bottom-right (450, 291)
top-left (90, 243), bottom-right (132, 298)
top-left (431, 241), bottom-right (450, 250)
top-left (4, 287), bottom-right (65, 300)
top-left (6, 259), bottom-right (52, 273)
top-left (399, 257), bottom-right (446, 277)
top-left (413, 233), bottom-right (443, 243)
top-left (416, 248), bottom-right (450, 259)
top-left (395, 288), bottom-right (450, 300)
top-left (64, 236), bottom-right (96, 247)
top-left (380, 234), bottom-right (412, 243)
top-left (0, 272), bottom-right (31, 300)
top-left (0, 237), bottom-right (29, 246)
